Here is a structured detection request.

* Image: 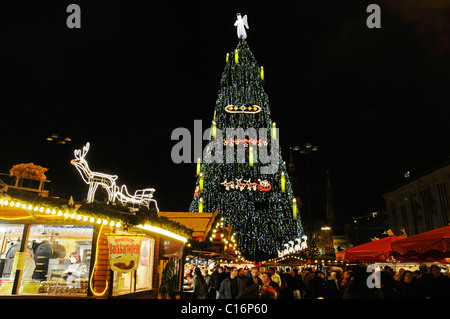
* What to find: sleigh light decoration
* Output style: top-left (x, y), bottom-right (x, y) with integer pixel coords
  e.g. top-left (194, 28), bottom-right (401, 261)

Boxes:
top-left (277, 235), bottom-right (308, 258)
top-left (71, 142), bottom-right (159, 211)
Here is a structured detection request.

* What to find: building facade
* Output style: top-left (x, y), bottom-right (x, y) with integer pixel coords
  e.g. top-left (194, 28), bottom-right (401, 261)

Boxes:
top-left (383, 161), bottom-right (450, 237)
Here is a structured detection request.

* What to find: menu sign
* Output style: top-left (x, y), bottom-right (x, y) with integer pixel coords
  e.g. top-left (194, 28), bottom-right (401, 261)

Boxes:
top-left (107, 235), bottom-right (142, 273)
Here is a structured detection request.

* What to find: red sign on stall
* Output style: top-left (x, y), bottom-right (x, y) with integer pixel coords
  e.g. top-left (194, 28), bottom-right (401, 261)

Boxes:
top-left (107, 235), bottom-right (142, 273)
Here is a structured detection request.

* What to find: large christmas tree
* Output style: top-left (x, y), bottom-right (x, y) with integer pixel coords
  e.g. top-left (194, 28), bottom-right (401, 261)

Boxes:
top-left (189, 14), bottom-right (304, 261)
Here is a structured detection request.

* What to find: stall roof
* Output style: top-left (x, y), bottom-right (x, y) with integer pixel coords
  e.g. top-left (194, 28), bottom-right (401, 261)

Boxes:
top-left (391, 226), bottom-right (450, 261)
top-left (158, 210), bottom-right (218, 239)
top-left (336, 236), bottom-right (403, 263)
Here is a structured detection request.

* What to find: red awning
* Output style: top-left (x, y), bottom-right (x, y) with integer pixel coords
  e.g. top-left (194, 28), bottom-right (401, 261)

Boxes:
top-left (391, 226), bottom-right (450, 262)
top-left (336, 236), bottom-right (403, 263)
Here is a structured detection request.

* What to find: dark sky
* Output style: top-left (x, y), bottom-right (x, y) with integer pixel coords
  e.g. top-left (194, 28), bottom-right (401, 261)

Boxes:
top-left (1, 1), bottom-right (450, 231)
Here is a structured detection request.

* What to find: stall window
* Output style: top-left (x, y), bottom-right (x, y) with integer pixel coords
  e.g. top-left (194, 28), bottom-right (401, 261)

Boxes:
top-left (136, 237), bottom-right (155, 291)
top-left (112, 236), bottom-right (155, 295)
top-left (20, 225), bottom-right (93, 295)
top-left (0, 225), bottom-right (25, 294)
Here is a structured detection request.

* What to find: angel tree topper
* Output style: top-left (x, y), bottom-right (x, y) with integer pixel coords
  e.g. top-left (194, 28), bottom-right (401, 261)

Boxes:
top-left (234, 13), bottom-right (249, 39)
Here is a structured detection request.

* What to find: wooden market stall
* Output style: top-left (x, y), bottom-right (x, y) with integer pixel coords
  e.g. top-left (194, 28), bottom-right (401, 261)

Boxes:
top-left (0, 188), bottom-right (192, 298)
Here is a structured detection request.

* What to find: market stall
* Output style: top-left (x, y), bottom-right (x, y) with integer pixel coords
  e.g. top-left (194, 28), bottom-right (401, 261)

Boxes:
top-left (0, 190), bottom-right (191, 298)
top-left (391, 226), bottom-right (450, 262)
top-left (335, 236), bottom-right (403, 263)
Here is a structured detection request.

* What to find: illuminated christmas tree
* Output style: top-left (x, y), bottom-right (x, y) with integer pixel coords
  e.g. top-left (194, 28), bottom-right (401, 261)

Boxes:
top-left (299, 236), bottom-right (321, 261)
top-left (189, 15), bottom-right (304, 261)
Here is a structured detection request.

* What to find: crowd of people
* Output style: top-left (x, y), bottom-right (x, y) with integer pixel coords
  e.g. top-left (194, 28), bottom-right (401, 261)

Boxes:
top-left (190, 263), bottom-right (450, 299)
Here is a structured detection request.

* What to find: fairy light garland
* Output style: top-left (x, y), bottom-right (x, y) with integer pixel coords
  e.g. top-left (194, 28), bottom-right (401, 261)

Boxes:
top-left (89, 223), bottom-right (108, 296)
top-left (0, 198), bottom-right (122, 228)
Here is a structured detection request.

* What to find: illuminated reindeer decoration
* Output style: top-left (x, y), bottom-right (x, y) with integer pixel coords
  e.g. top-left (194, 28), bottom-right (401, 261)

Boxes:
top-left (278, 235), bottom-right (308, 258)
top-left (71, 142), bottom-right (159, 210)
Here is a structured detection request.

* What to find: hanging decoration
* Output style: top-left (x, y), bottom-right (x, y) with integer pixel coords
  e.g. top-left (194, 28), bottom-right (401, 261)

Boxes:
top-left (193, 186), bottom-right (200, 198)
top-left (220, 178), bottom-right (272, 192)
top-left (71, 142), bottom-right (159, 210)
top-left (223, 137), bottom-right (268, 147)
top-left (225, 104), bottom-right (261, 114)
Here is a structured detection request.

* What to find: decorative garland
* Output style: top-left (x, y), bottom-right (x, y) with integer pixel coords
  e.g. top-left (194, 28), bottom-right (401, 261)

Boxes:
top-left (223, 138), bottom-right (268, 147)
top-left (0, 189), bottom-right (193, 238)
top-left (220, 178), bottom-right (272, 192)
top-left (225, 104), bottom-right (261, 114)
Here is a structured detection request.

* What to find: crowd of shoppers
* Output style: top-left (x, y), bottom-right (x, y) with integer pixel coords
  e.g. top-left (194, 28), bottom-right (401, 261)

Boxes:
top-left (191, 263), bottom-right (450, 299)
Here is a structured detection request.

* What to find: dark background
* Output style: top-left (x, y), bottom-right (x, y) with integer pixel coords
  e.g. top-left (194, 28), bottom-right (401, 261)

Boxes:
top-left (1, 1), bottom-right (449, 232)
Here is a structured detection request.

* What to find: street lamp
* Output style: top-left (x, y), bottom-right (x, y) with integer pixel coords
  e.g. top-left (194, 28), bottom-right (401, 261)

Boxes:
top-left (46, 133), bottom-right (72, 145)
top-left (291, 143), bottom-right (319, 154)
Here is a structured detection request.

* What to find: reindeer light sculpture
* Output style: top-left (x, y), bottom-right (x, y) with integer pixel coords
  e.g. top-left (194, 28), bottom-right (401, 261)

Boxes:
top-left (71, 142), bottom-right (158, 210)
top-left (71, 143), bottom-right (118, 203)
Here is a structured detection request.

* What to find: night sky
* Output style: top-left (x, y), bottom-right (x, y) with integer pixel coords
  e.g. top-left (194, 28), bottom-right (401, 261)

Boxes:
top-left (1, 1), bottom-right (450, 233)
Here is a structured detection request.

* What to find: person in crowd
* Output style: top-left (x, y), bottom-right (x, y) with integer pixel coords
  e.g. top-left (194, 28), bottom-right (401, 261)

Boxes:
top-left (419, 264), bottom-right (450, 299)
top-left (396, 270), bottom-right (422, 299)
top-left (237, 268), bottom-right (247, 294)
top-left (218, 267), bottom-right (240, 299)
top-left (292, 268), bottom-right (304, 299)
top-left (302, 268), bottom-right (315, 299)
top-left (193, 267), bottom-right (207, 299)
top-left (339, 270), bottom-right (353, 299)
top-left (269, 267), bottom-right (282, 287)
top-left (246, 267), bottom-right (262, 288)
top-left (325, 271), bottom-right (340, 299)
top-left (342, 266), bottom-right (383, 299)
top-left (379, 270), bottom-right (401, 299)
top-left (413, 270), bottom-right (422, 280)
top-left (259, 271), bottom-right (281, 299)
top-left (205, 269), bottom-right (215, 299)
top-left (309, 271), bottom-right (327, 299)
top-left (280, 267), bottom-right (295, 299)
top-left (211, 266), bottom-right (226, 299)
